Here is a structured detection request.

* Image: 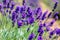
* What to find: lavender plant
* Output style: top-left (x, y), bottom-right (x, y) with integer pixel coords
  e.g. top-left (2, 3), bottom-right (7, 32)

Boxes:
top-left (0, 0), bottom-right (60, 40)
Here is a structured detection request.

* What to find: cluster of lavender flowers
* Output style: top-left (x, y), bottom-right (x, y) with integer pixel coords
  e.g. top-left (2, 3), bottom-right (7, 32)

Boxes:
top-left (0, 0), bottom-right (60, 40)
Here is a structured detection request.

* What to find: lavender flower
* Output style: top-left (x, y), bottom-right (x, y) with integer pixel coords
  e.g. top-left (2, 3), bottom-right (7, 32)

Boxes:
top-left (36, 8), bottom-right (42, 19)
top-left (21, 12), bottom-right (26, 19)
top-left (49, 30), bottom-right (55, 36)
top-left (39, 30), bottom-right (44, 36)
top-left (7, 3), bottom-right (10, 8)
top-left (52, 2), bottom-right (58, 11)
top-left (55, 28), bottom-right (60, 35)
top-left (48, 19), bottom-right (55, 26)
top-left (38, 24), bottom-right (43, 33)
top-left (35, 7), bottom-right (41, 15)
top-left (6, 9), bottom-right (8, 12)
top-left (10, 2), bottom-right (15, 10)
top-left (41, 10), bottom-right (48, 20)
top-left (54, 12), bottom-right (59, 20)
top-left (28, 33), bottom-right (35, 40)
top-left (12, 11), bottom-right (16, 21)
top-left (27, 16), bottom-right (34, 24)
top-left (48, 12), bottom-right (52, 18)
top-left (17, 20), bottom-right (23, 28)
top-left (15, 6), bottom-right (20, 13)
top-left (22, 0), bottom-right (25, 5)
top-left (27, 7), bottom-right (31, 13)
top-left (20, 7), bottom-right (25, 13)
top-left (49, 30), bottom-right (55, 38)
top-left (37, 36), bottom-right (43, 40)
top-left (26, 12), bottom-right (32, 17)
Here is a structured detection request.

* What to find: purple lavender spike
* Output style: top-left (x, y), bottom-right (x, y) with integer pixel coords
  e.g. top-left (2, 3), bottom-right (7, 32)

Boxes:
top-left (41, 10), bottom-right (48, 20)
top-left (52, 2), bottom-right (58, 11)
top-left (54, 12), bottom-right (59, 20)
top-left (6, 9), bottom-right (8, 12)
top-left (7, 3), bottom-right (10, 8)
top-left (21, 12), bottom-right (26, 19)
top-left (20, 6), bottom-right (25, 13)
top-left (28, 32), bottom-right (35, 40)
top-left (48, 12), bottom-right (52, 18)
top-left (17, 20), bottom-right (23, 28)
top-left (46, 27), bottom-right (50, 31)
top-left (36, 11), bottom-right (42, 20)
top-left (26, 12), bottom-right (32, 17)
top-left (38, 24), bottom-right (43, 33)
top-left (48, 19), bottom-right (55, 26)
top-left (27, 16), bottom-right (34, 24)
top-left (10, 2), bottom-right (15, 10)
top-left (12, 11), bottom-right (16, 21)
top-left (15, 6), bottom-right (20, 13)
top-left (37, 36), bottom-right (43, 40)
top-left (43, 23), bottom-right (46, 27)
top-left (55, 28), bottom-right (60, 35)
top-left (27, 7), bottom-right (31, 13)
top-left (0, 4), bottom-right (2, 11)
top-left (35, 7), bottom-right (41, 15)
top-left (49, 30), bottom-right (55, 36)
top-left (22, 0), bottom-right (25, 5)
top-left (39, 29), bottom-right (44, 36)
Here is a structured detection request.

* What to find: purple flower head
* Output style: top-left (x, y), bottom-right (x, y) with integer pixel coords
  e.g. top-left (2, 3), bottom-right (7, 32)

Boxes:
top-left (12, 11), bottom-right (16, 21)
top-left (22, 0), bottom-right (25, 5)
top-left (6, 9), bottom-right (8, 12)
top-left (46, 27), bottom-right (50, 31)
top-left (17, 20), bottom-right (23, 28)
top-left (21, 12), bottom-right (26, 19)
top-left (39, 29), bottom-right (44, 36)
top-left (7, 3), bottom-right (10, 8)
top-left (38, 24), bottom-right (43, 33)
top-left (10, 2), bottom-right (15, 10)
top-left (37, 36), bottom-right (43, 40)
top-left (50, 30), bottom-right (55, 36)
top-left (26, 12), bottom-right (32, 17)
top-left (43, 23), bottom-right (46, 27)
top-left (27, 7), bottom-right (31, 13)
top-left (41, 10), bottom-right (48, 20)
top-left (28, 32), bottom-right (35, 40)
top-left (27, 16), bottom-right (34, 24)
top-left (20, 6), bottom-right (25, 13)
top-left (15, 6), bottom-right (20, 13)
top-left (52, 2), bottom-right (58, 11)
top-left (54, 12), bottom-right (59, 20)
top-left (35, 7), bottom-right (41, 15)
top-left (48, 19), bottom-right (55, 26)
top-left (36, 10), bottom-right (42, 20)
top-left (55, 28), bottom-right (60, 35)
top-left (48, 12), bottom-right (52, 18)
